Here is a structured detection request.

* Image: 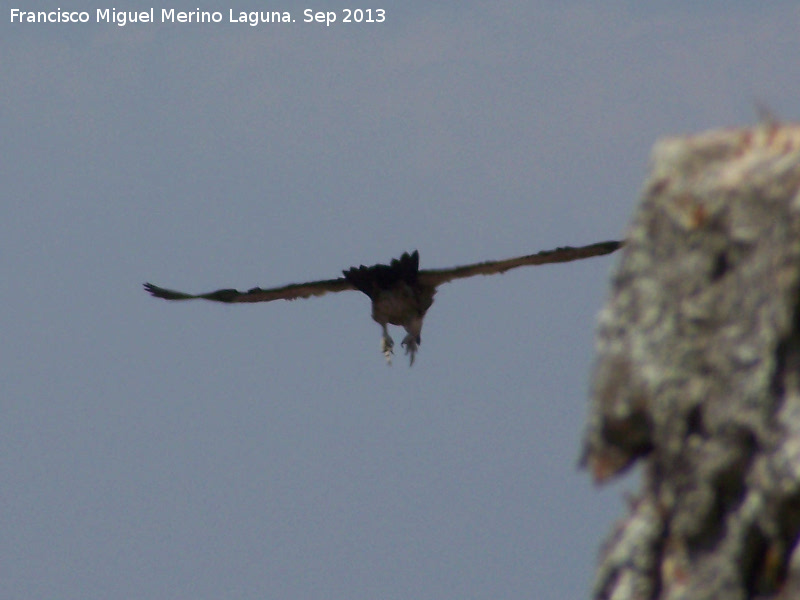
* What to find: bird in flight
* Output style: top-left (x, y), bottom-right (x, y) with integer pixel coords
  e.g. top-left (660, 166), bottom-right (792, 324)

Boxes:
top-left (144, 240), bottom-right (622, 365)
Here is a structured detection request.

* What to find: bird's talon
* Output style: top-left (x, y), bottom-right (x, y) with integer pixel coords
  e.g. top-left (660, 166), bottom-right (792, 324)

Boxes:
top-left (401, 335), bottom-right (419, 366)
top-left (381, 335), bottom-right (395, 365)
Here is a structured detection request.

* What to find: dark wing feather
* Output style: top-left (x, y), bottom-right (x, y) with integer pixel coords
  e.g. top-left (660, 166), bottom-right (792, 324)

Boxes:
top-left (143, 277), bottom-right (355, 304)
top-left (418, 240), bottom-right (622, 288)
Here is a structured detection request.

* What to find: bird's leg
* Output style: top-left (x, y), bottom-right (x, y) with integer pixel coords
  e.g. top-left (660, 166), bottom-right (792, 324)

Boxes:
top-left (401, 334), bottom-right (419, 367)
top-left (380, 324), bottom-right (394, 366)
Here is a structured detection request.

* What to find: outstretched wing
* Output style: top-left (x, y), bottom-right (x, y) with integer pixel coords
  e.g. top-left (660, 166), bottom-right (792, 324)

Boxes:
top-left (418, 240), bottom-right (622, 288)
top-left (143, 277), bottom-right (356, 304)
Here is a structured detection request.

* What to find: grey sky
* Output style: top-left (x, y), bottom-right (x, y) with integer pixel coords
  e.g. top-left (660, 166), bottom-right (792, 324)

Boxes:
top-left (4, 3), bottom-right (799, 599)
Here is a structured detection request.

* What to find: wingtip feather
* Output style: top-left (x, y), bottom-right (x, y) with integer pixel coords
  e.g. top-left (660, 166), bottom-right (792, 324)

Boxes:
top-left (143, 282), bottom-right (196, 301)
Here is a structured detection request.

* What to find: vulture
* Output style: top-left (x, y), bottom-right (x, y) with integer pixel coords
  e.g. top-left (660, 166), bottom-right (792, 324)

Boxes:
top-left (144, 240), bottom-right (621, 365)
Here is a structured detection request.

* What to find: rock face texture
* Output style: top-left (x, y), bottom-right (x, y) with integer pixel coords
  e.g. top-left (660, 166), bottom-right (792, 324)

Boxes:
top-left (582, 124), bottom-right (800, 600)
